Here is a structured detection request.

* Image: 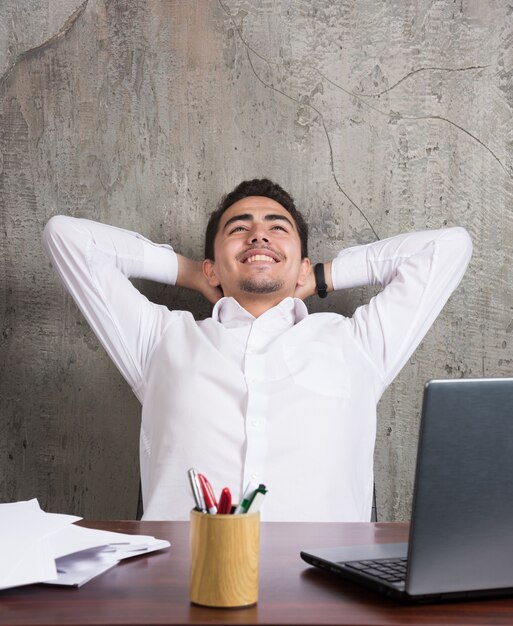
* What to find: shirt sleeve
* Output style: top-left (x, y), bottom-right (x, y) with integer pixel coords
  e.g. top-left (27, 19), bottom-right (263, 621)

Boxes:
top-left (330, 227), bottom-right (472, 388)
top-left (42, 215), bottom-right (179, 397)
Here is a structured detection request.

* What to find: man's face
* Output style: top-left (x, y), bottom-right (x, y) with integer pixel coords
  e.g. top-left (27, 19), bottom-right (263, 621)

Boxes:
top-left (203, 196), bottom-right (310, 302)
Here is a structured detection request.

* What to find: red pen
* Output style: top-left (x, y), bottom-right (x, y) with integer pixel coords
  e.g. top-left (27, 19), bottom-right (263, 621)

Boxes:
top-left (218, 487), bottom-right (232, 515)
top-left (198, 473), bottom-right (218, 514)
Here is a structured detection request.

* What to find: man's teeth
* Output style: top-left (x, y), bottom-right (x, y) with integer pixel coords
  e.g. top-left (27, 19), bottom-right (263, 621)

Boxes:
top-left (246, 255), bottom-right (276, 263)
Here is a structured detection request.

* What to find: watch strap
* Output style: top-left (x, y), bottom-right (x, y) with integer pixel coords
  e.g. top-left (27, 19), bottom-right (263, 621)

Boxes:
top-left (314, 263), bottom-right (328, 299)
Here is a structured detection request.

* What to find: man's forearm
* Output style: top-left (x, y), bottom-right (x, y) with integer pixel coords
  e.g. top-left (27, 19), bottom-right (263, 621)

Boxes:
top-left (44, 215), bottom-right (179, 286)
top-left (331, 227), bottom-right (471, 291)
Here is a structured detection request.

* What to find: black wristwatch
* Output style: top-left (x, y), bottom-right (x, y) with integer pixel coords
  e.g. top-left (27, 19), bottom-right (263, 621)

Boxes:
top-left (314, 263), bottom-right (328, 299)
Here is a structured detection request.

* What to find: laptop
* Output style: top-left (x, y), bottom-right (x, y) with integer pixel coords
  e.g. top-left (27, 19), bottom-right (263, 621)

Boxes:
top-left (301, 378), bottom-right (513, 602)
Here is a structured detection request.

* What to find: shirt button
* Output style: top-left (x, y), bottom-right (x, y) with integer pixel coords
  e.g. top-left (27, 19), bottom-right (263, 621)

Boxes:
top-left (251, 472), bottom-right (259, 480)
top-left (251, 419), bottom-right (259, 427)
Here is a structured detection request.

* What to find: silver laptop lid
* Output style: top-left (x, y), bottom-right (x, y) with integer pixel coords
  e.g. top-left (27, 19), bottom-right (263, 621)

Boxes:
top-left (407, 378), bottom-right (513, 595)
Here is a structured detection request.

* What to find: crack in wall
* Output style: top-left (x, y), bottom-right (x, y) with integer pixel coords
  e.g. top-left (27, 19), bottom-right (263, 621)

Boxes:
top-left (0, 0), bottom-right (89, 91)
top-left (355, 65), bottom-right (491, 98)
top-left (244, 50), bottom-right (380, 240)
top-left (320, 71), bottom-right (511, 179)
top-left (219, 1), bottom-right (511, 193)
top-left (400, 114), bottom-right (510, 178)
top-left (218, 0), bottom-right (380, 240)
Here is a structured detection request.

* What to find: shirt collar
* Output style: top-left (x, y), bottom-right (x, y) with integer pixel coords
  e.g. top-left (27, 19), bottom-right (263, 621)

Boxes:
top-left (212, 296), bottom-right (308, 329)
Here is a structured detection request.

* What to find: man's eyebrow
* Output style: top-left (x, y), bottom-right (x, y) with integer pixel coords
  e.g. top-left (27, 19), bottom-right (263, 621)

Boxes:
top-left (223, 213), bottom-right (294, 230)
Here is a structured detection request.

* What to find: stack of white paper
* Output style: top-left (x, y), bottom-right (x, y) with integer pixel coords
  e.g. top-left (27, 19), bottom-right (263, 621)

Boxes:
top-left (0, 499), bottom-right (170, 589)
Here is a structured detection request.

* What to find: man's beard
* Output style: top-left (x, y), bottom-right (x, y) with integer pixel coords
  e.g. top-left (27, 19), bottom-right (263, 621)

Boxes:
top-left (239, 277), bottom-right (284, 294)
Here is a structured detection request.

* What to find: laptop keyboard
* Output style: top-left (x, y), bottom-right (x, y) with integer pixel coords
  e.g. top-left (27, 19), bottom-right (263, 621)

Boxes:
top-left (344, 558), bottom-right (407, 583)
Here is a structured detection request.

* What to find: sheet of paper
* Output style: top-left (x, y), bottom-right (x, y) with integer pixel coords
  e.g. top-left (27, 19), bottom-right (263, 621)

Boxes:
top-left (45, 538), bottom-right (171, 587)
top-left (0, 499), bottom-right (80, 590)
top-left (51, 547), bottom-right (119, 587)
top-left (49, 523), bottom-right (169, 559)
top-left (0, 499), bottom-right (170, 590)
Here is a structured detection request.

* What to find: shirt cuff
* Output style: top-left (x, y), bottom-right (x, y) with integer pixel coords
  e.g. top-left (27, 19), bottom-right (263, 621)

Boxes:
top-left (331, 247), bottom-right (371, 291)
top-left (140, 240), bottom-right (178, 285)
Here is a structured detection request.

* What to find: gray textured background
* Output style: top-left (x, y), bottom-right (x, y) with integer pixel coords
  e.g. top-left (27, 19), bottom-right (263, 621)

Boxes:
top-left (0, 0), bottom-right (510, 521)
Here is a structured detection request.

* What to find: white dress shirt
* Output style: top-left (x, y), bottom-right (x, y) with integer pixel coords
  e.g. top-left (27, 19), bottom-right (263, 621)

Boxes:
top-left (43, 216), bottom-right (472, 521)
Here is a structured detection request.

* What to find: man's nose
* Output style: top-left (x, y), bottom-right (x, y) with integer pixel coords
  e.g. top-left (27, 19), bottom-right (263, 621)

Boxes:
top-left (247, 227), bottom-right (269, 244)
top-left (250, 234), bottom-right (270, 244)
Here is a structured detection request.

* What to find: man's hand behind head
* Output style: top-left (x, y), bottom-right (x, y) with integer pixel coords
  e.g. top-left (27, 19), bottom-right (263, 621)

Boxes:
top-left (294, 261), bottom-right (332, 301)
top-left (176, 255), bottom-right (223, 305)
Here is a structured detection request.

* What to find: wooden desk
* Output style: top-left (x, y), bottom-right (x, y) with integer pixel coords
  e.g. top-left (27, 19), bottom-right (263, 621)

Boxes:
top-left (1, 520), bottom-right (513, 625)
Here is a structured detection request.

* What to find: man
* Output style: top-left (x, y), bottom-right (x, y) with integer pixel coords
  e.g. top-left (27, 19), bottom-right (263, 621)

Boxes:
top-left (43, 178), bottom-right (472, 521)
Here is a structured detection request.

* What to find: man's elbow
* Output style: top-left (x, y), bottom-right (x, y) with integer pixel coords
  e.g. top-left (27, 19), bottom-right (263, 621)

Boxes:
top-left (42, 214), bottom-right (71, 248)
top-left (443, 226), bottom-right (473, 264)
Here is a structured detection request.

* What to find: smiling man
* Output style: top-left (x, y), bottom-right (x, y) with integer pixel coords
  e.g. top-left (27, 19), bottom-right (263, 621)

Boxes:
top-left (43, 178), bottom-right (472, 521)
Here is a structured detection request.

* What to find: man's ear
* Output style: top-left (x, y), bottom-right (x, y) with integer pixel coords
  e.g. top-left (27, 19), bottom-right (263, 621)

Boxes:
top-left (296, 257), bottom-right (311, 286)
top-left (203, 259), bottom-right (221, 287)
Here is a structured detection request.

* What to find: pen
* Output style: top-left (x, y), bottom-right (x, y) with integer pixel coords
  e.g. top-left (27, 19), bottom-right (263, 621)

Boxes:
top-left (234, 481), bottom-right (259, 514)
top-left (246, 484), bottom-right (267, 513)
top-left (188, 468), bottom-right (207, 513)
top-left (217, 487), bottom-right (232, 515)
top-left (198, 473), bottom-right (218, 514)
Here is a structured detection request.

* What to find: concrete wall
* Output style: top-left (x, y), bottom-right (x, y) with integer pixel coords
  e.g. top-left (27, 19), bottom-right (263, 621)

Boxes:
top-left (1, 0), bottom-right (510, 520)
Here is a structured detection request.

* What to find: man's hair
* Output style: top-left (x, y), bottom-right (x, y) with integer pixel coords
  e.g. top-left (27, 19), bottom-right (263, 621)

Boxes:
top-left (204, 178), bottom-right (308, 260)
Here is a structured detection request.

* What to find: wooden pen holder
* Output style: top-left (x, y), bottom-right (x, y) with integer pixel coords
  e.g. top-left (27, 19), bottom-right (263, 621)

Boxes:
top-left (189, 509), bottom-right (260, 608)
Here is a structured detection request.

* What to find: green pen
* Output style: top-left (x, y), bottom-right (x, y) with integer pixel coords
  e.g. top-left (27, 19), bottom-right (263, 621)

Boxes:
top-left (246, 484), bottom-right (268, 513)
top-left (236, 483), bottom-right (267, 514)
top-left (234, 482), bottom-right (257, 514)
